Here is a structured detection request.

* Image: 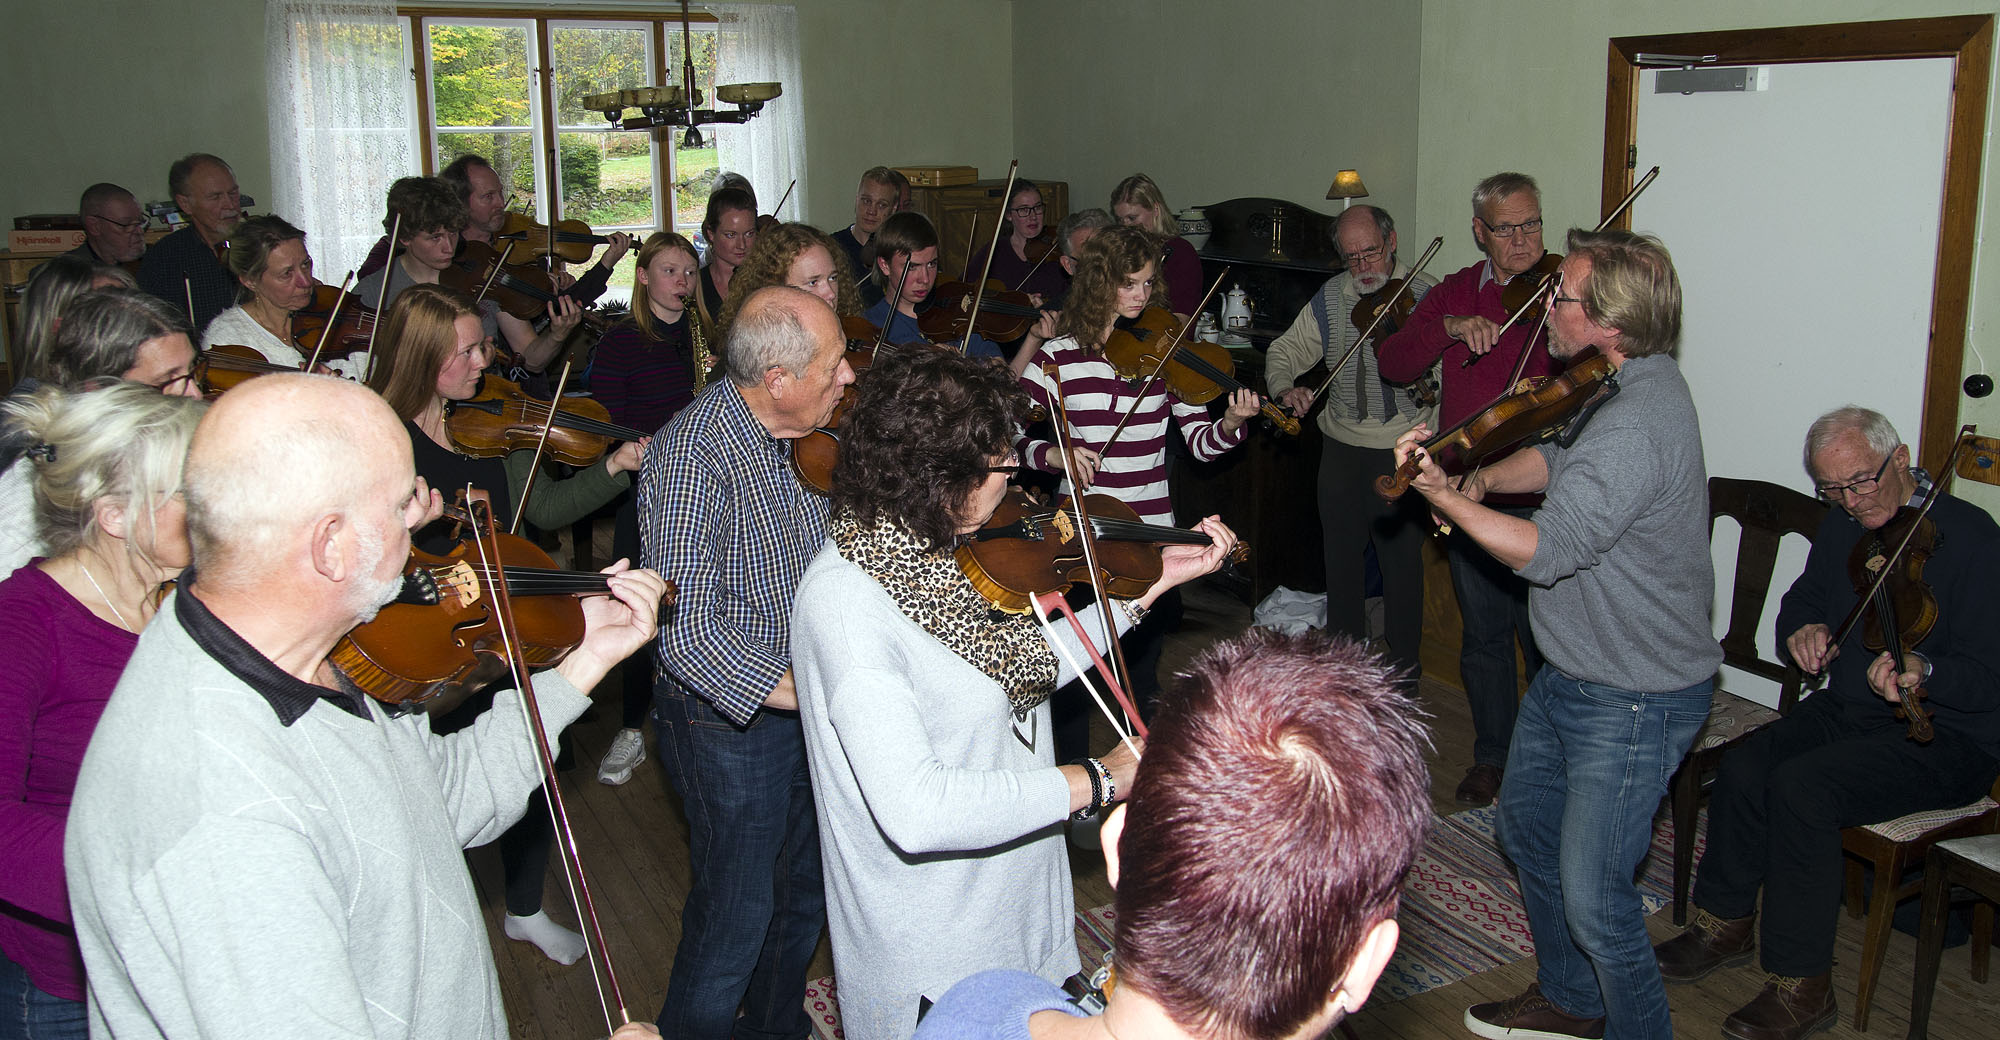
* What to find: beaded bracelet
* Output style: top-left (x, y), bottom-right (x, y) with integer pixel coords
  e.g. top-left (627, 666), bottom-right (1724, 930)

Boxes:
top-left (1096, 757), bottom-right (1117, 807)
top-left (1069, 757), bottom-right (1106, 820)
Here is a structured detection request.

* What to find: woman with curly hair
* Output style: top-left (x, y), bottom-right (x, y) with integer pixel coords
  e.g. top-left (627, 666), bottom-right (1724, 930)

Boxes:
top-left (788, 345), bottom-right (1237, 1040)
top-left (714, 222), bottom-right (862, 336)
top-left (1109, 173), bottom-right (1205, 318)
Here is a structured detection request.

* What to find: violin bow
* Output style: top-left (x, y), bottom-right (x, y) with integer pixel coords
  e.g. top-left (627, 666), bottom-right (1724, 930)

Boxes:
top-left (1308, 236), bottom-right (1444, 404)
top-left (303, 271), bottom-right (356, 374)
top-left (184, 279), bottom-right (197, 326)
top-left (362, 214), bottom-right (402, 384)
top-left (1465, 166), bottom-right (1658, 369)
top-left (1096, 268), bottom-right (1232, 458)
top-left (1043, 362), bottom-right (1139, 730)
top-left (874, 256), bottom-right (914, 357)
top-left (462, 489), bottom-right (630, 1033)
top-left (773, 179), bottom-right (796, 221)
top-left (960, 160), bottom-right (1021, 356)
top-left (508, 355), bottom-right (576, 535)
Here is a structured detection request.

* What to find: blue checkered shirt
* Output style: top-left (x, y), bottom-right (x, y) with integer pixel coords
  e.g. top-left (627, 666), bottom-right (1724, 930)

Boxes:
top-left (639, 381), bottom-right (829, 726)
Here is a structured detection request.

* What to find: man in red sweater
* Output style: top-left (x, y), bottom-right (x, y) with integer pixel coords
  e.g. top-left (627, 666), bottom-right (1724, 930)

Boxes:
top-left (1377, 171), bottom-right (1555, 807)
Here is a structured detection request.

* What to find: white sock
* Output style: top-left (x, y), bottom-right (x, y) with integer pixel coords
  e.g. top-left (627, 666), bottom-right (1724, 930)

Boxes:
top-left (505, 910), bottom-right (587, 966)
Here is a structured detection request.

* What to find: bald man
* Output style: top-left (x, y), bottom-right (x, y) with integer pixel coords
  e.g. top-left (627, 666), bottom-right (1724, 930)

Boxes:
top-left (64, 375), bottom-right (667, 1040)
top-left (639, 287), bottom-right (854, 1040)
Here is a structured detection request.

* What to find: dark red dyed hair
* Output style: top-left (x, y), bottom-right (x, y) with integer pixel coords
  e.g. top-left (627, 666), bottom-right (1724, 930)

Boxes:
top-left (1112, 629), bottom-right (1432, 1039)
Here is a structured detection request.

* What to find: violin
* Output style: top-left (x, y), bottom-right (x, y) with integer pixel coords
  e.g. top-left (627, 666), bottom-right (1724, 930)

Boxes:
top-left (1351, 277), bottom-right (1421, 342)
top-left (195, 344), bottom-right (306, 396)
top-left (1849, 508), bottom-right (1939, 742)
top-left (494, 212), bottom-right (613, 265)
top-left (955, 488), bottom-right (1249, 613)
top-left (916, 279), bottom-right (1044, 344)
top-left (1020, 230), bottom-right (1060, 265)
top-left (446, 373), bottom-right (648, 467)
top-left (1376, 348), bottom-right (1619, 499)
top-left (291, 283), bottom-right (379, 360)
top-left (1101, 307), bottom-right (1300, 435)
top-left (442, 241), bottom-right (573, 322)
top-left (1499, 252), bottom-right (1564, 325)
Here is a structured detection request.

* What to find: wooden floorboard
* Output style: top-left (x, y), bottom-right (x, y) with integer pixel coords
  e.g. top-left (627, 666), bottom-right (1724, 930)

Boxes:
top-left (484, 526), bottom-right (1998, 1037)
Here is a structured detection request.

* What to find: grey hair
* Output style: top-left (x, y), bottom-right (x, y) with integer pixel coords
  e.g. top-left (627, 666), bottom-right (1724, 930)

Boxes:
top-left (168, 153), bottom-right (228, 199)
top-left (1803, 406), bottom-right (1901, 477)
top-left (37, 288), bottom-right (193, 388)
top-left (722, 288), bottom-right (818, 388)
top-left (1057, 208), bottom-right (1115, 259)
top-left (185, 377), bottom-right (393, 585)
top-left (5, 382), bottom-right (204, 564)
top-left (1472, 172), bottom-right (1541, 219)
top-left (78, 182), bottom-right (137, 216)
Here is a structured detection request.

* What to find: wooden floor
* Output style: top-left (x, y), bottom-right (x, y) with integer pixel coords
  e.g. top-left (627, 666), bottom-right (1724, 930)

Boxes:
top-left (478, 564), bottom-right (2000, 1038)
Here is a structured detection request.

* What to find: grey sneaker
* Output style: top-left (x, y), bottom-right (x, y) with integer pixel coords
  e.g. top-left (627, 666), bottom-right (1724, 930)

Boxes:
top-left (597, 727), bottom-right (646, 785)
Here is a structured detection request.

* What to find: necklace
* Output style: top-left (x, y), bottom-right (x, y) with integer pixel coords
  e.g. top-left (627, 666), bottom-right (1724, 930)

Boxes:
top-left (77, 559), bottom-right (134, 632)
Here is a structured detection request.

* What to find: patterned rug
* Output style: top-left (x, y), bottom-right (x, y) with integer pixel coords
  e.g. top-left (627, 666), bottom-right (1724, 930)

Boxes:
top-left (804, 806), bottom-right (1699, 1037)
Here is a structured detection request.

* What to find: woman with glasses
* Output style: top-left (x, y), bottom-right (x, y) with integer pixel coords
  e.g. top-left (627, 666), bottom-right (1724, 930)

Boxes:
top-left (967, 180), bottom-right (1068, 304)
top-left (0, 289), bottom-right (202, 582)
top-left (0, 382), bottom-right (204, 1038)
top-left (1108, 173), bottom-right (1204, 318)
top-left (789, 344), bottom-right (1236, 1040)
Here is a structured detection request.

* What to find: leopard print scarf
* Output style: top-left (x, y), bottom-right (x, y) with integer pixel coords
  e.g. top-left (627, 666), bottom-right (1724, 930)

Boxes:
top-left (831, 512), bottom-right (1060, 715)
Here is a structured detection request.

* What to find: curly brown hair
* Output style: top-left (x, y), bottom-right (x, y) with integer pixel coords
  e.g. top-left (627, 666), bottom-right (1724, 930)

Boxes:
top-left (831, 343), bottom-right (1031, 549)
top-left (716, 222), bottom-right (861, 334)
top-left (1054, 224), bottom-right (1169, 351)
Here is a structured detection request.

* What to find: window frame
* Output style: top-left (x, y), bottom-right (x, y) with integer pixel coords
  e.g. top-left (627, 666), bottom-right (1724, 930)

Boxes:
top-left (401, 6), bottom-right (719, 235)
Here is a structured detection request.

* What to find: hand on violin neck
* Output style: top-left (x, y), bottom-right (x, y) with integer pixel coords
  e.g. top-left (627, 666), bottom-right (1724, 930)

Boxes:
top-left (603, 438), bottom-right (646, 477)
top-left (1051, 445), bottom-right (1101, 489)
top-left (1866, 650), bottom-right (1927, 703)
top-left (1142, 515), bottom-right (1239, 608)
top-left (1392, 426), bottom-right (1451, 499)
top-left (1277, 386), bottom-right (1316, 417)
top-left (551, 562), bottom-right (670, 696)
top-left (1219, 389), bottom-right (1263, 434)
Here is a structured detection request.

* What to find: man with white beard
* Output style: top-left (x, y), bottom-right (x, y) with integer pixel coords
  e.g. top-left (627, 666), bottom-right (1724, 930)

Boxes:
top-left (1265, 205), bottom-right (1438, 681)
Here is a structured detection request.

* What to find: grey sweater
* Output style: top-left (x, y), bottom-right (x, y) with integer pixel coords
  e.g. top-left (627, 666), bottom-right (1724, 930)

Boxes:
top-left (65, 592), bottom-right (590, 1040)
top-left (1522, 353), bottom-right (1722, 692)
top-left (790, 543), bottom-right (1132, 1040)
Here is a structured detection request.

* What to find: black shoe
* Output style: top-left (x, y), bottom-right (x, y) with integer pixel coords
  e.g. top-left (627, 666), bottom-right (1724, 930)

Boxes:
top-left (1455, 763), bottom-right (1503, 807)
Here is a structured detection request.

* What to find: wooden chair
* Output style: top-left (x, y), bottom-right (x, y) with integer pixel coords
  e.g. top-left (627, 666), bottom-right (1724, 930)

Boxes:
top-left (1843, 777), bottom-right (2000, 1030)
top-left (1667, 477), bottom-right (1827, 924)
top-left (1907, 832), bottom-right (1999, 1039)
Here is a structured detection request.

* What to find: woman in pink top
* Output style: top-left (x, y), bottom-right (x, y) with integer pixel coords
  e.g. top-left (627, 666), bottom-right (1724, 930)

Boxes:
top-left (0, 382), bottom-right (204, 1035)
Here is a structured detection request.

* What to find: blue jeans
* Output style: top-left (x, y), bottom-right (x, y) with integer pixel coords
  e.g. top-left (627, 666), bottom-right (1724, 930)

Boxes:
top-left (1497, 667), bottom-right (1710, 1040)
top-left (654, 686), bottom-right (825, 1040)
top-left (1446, 516), bottom-right (1542, 767)
top-left (0, 954), bottom-right (85, 1040)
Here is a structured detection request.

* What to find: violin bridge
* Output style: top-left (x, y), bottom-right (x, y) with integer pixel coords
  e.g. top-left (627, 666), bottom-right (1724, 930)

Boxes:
top-left (442, 561), bottom-right (480, 608)
top-left (1051, 510), bottom-right (1076, 543)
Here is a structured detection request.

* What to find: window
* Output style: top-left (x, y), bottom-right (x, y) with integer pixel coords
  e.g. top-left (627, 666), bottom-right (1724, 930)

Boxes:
top-left (405, 8), bottom-right (727, 302)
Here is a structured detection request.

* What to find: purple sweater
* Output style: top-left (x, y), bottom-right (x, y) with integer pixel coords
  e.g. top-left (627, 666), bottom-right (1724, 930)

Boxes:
top-left (0, 563), bottom-right (138, 1000)
top-left (588, 318), bottom-right (699, 437)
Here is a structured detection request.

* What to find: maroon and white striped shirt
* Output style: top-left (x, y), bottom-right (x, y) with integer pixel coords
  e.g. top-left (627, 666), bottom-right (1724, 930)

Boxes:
top-left (1017, 337), bottom-right (1247, 524)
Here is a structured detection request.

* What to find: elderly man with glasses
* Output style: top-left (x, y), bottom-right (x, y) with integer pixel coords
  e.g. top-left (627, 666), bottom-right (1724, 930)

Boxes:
top-left (68, 183), bottom-right (149, 267)
top-left (1651, 406), bottom-right (2000, 1040)
top-left (1379, 171), bottom-right (1556, 809)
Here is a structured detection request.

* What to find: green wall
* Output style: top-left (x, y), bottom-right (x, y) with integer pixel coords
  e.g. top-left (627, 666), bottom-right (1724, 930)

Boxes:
top-left (1012, 0), bottom-right (1423, 227)
top-left (1, 0), bottom-right (273, 215)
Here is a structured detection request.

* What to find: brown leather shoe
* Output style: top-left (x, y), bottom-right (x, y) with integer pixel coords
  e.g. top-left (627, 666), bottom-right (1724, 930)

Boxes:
top-left (1464, 983), bottom-right (1606, 1039)
top-left (1654, 907), bottom-right (1755, 982)
top-left (1456, 762), bottom-right (1504, 807)
top-left (1721, 973), bottom-right (1835, 1040)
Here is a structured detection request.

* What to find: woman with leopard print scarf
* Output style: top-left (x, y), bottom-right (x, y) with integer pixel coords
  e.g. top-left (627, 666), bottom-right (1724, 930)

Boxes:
top-left (788, 344), bottom-right (1236, 1040)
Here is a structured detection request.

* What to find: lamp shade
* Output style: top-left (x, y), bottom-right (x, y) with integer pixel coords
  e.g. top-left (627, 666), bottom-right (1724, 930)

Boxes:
top-left (1326, 170), bottom-right (1369, 200)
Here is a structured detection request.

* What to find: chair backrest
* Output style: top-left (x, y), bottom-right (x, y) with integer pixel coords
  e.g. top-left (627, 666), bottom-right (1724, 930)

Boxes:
top-left (1709, 475), bottom-right (1831, 713)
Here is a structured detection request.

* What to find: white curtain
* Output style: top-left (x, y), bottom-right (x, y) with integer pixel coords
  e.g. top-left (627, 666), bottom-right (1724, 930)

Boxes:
top-left (711, 4), bottom-right (805, 224)
top-left (267, 0), bottom-right (414, 281)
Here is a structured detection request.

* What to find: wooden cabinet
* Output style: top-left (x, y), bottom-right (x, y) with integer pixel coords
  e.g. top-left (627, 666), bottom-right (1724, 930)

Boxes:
top-left (906, 178), bottom-right (1069, 282)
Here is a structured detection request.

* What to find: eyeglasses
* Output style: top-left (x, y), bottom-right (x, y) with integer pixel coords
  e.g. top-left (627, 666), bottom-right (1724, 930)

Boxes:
top-left (1815, 452), bottom-right (1895, 501)
top-left (985, 452), bottom-right (1021, 474)
top-left (1479, 217), bottom-right (1543, 239)
top-left (1552, 294), bottom-right (1584, 307)
top-left (151, 371), bottom-right (201, 396)
top-left (1009, 203), bottom-right (1046, 218)
top-left (1340, 246), bottom-right (1386, 265)
top-left (88, 214), bottom-right (147, 232)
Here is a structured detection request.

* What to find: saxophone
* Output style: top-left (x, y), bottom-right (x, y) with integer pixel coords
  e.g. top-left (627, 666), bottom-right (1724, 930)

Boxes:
top-left (688, 307), bottom-right (713, 393)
